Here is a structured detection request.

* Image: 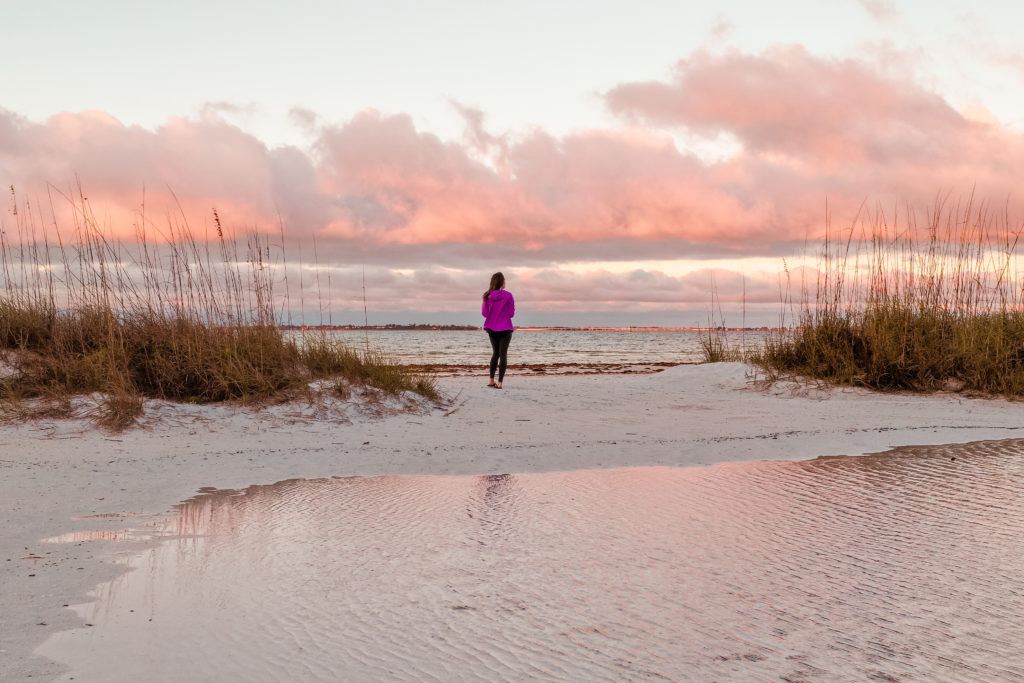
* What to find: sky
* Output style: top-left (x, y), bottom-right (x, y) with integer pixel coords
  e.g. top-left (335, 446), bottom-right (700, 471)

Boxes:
top-left (2, 0), bottom-right (1024, 326)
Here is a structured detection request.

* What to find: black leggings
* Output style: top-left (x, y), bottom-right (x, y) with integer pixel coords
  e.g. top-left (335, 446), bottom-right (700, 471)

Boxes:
top-left (487, 330), bottom-right (513, 382)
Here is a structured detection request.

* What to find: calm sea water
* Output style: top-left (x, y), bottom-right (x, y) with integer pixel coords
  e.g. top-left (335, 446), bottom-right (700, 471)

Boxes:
top-left (294, 329), bottom-right (764, 370)
top-left (40, 440), bottom-right (1024, 681)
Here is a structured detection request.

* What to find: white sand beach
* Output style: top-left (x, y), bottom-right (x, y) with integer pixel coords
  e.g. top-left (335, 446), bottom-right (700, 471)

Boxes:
top-left (3, 362), bottom-right (1023, 679)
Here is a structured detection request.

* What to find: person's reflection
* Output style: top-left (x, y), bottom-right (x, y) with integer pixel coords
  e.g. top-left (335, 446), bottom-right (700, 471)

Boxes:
top-left (469, 473), bottom-right (517, 545)
top-left (482, 473), bottom-right (512, 499)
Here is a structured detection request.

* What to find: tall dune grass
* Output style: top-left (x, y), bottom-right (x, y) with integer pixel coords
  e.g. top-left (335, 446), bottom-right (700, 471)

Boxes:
top-left (0, 188), bottom-right (437, 428)
top-left (755, 198), bottom-right (1024, 396)
top-left (697, 327), bottom-right (745, 363)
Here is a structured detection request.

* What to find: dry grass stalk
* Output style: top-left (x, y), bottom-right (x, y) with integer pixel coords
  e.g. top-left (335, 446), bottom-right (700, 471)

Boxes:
top-left (0, 187), bottom-right (438, 428)
top-left (755, 197), bottom-right (1024, 396)
top-left (698, 271), bottom-right (747, 363)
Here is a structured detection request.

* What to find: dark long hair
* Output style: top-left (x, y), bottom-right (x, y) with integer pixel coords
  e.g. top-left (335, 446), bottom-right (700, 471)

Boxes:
top-left (483, 272), bottom-right (505, 301)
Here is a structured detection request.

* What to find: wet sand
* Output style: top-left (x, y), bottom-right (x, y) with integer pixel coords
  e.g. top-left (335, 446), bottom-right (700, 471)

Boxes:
top-left (402, 360), bottom-right (681, 376)
top-left (38, 445), bottom-right (1024, 680)
top-left (2, 363), bottom-right (1024, 679)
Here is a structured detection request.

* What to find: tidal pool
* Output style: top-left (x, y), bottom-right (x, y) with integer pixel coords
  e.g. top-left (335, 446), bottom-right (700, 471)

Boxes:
top-left (40, 441), bottom-right (1024, 681)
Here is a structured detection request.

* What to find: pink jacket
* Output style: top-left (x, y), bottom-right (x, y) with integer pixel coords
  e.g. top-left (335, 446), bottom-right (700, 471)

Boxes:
top-left (482, 289), bottom-right (515, 331)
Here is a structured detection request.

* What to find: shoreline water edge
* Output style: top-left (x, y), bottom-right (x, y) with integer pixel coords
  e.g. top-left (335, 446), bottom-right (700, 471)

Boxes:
top-left (3, 363), bottom-right (1024, 679)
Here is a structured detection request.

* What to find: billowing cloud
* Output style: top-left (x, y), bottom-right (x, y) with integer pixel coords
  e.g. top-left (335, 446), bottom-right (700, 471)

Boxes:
top-left (2, 44), bottom-right (1023, 321)
top-left (605, 45), bottom-right (1024, 228)
top-left (0, 107), bottom-right (285, 232)
top-left (606, 45), bottom-right (996, 167)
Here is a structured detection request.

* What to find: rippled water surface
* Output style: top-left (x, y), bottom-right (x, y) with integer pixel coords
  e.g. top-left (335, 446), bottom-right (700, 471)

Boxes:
top-left (42, 441), bottom-right (1024, 681)
top-left (291, 329), bottom-right (765, 370)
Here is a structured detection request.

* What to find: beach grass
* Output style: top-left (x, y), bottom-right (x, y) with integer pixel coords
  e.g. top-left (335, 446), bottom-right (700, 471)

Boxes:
top-left (0, 188), bottom-right (438, 428)
top-left (754, 198), bottom-right (1024, 397)
top-left (697, 327), bottom-right (745, 363)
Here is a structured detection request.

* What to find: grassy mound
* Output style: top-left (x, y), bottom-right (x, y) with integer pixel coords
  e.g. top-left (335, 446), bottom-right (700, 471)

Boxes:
top-left (0, 191), bottom-right (437, 429)
top-left (754, 200), bottom-right (1024, 397)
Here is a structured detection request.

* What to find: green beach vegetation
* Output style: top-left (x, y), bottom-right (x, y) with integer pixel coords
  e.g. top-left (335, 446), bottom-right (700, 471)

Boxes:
top-left (0, 189), bottom-right (437, 430)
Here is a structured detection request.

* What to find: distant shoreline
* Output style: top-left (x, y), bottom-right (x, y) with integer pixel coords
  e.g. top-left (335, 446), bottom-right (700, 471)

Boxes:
top-left (281, 324), bottom-right (778, 332)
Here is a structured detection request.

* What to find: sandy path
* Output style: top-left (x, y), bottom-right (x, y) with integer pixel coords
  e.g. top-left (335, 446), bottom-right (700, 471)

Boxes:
top-left (2, 362), bottom-right (1022, 679)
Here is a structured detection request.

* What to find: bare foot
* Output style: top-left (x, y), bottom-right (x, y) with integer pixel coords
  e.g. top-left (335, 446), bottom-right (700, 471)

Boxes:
top-left (494, 381), bottom-right (503, 389)
top-left (487, 379), bottom-right (496, 387)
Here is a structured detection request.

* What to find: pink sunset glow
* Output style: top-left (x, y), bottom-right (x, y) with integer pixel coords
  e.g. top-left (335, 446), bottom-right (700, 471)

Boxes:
top-left (3, 40), bottom-right (1024, 325)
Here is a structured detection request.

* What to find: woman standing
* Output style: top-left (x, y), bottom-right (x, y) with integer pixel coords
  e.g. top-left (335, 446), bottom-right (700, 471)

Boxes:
top-left (482, 272), bottom-right (515, 389)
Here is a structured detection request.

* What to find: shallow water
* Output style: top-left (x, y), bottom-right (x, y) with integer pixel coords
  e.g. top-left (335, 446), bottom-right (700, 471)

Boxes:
top-left (293, 328), bottom-right (764, 370)
top-left (41, 441), bottom-right (1024, 681)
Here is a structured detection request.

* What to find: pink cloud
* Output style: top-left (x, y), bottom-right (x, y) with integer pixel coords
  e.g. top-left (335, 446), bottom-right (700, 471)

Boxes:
top-left (605, 45), bottom-right (978, 167)
top-left (0, 107), bottom-right (286, 233)
top-left (1, 44), bottom-right (1022, 272)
